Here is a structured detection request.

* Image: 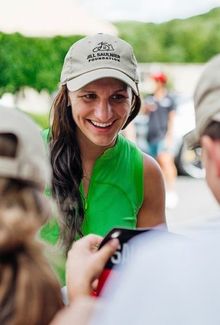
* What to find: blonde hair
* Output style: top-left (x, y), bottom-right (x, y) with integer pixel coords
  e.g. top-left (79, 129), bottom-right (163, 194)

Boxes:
top-left (0, 133), bottom-right (64, 324)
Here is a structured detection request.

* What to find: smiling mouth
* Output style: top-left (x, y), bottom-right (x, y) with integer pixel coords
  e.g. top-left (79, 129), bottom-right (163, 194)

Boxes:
top-left (89, 120), bottom-right (114, 129)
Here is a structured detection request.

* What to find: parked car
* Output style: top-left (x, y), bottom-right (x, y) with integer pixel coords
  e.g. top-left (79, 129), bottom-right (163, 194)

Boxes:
top-left (133, 95), bottom-right (205, 179)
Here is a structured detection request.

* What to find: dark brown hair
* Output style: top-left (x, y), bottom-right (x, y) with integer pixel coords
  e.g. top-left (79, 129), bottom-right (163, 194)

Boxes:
top-left (50, 84), bottom-right (141, 255)
top-left (203, 121), bottom-right (220, 140)
top-left (0, 133), bottom-right (17, 157)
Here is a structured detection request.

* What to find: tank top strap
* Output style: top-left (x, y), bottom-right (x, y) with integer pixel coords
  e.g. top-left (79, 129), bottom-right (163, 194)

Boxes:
top-left (133, 147), bottom-right (144, 207)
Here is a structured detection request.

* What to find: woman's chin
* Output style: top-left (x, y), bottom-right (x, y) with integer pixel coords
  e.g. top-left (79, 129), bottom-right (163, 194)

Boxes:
top-left (88, 135), bottom-right (117, 149)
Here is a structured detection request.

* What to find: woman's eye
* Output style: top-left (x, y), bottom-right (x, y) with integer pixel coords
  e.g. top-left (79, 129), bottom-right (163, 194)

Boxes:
top-left (111, 94), bottom-right (126, 102)
top-left (83, 93), bottom-right (97, 100)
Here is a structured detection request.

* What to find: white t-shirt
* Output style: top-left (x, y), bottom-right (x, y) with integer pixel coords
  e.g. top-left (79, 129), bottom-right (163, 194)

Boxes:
top-left (90, 225), bottom-right (220, 325)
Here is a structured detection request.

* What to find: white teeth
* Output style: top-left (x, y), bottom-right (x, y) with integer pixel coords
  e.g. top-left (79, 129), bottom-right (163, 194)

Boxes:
top-left (91, 120), bottom-right (113, 128)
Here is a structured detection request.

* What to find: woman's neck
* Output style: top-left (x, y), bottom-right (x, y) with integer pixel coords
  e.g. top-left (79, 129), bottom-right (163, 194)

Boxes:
top-left (77, 129), bottom-right (117, 162)
top-left (79, 137), bottom-right (107, 163)
top-left (154, 87), bottom-right (167, 100)
top-left (79, 133), bottom-right (117, 193)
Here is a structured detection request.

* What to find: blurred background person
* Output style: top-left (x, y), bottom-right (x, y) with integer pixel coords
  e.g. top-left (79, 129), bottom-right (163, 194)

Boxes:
top-left (143, 72), bottom-right (178, 209)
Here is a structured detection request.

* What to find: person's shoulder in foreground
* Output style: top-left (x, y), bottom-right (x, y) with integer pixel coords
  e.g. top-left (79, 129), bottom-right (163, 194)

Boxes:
top-left (91, 229), bottom-right (220, 325)
top-left (90, 53), bottom-right (220, 325)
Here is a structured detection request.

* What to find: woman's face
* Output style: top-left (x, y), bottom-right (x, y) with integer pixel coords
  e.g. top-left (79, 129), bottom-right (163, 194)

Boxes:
top-left (68, 77), bottom-right (133, 148)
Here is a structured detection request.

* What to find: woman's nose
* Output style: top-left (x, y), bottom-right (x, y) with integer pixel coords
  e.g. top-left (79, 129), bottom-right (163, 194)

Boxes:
top-left (94, 99), bottom-right (113, 121)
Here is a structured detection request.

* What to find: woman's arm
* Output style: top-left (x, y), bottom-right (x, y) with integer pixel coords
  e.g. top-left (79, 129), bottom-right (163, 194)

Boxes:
top-left (165, 110), bottom-right (176, 148)
top-left (137, 154), bottom-right (166, 227)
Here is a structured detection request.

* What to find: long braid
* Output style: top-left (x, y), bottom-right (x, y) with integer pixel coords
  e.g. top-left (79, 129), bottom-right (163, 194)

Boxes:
top-left (51, 86), bottom-right (84, 255)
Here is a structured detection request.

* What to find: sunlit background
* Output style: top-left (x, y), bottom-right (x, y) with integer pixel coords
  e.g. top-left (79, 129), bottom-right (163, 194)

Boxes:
top-left (81, 0), bottom-right (220, 22)
top-left (0, 0), bottom-right (220, 227)
top-left (0, 0), bottom-right (220, 110)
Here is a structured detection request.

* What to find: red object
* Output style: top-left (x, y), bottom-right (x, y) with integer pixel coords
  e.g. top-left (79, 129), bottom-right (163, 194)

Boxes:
top-left (91, 268), bottom-right (113, 297)
top-left (91, 227), bottom-right (153, 298)
top-left (151, 72), bottom-right (167, 84)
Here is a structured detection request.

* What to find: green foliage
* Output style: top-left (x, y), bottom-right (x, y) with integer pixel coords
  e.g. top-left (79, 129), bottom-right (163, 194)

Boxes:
top-left (1, 8), bottom-right (220, 96)
top-left (0, 33), bottom-right (83, 95)
top-left (27, 112), bottom-right (50, 129)
top-left (114, 7), bottom-right (220, 63)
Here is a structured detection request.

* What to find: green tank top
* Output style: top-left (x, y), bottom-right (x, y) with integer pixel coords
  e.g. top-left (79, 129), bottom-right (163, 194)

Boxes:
top-left (81, 134), bottom-right (144, 236)
top-left (40, 131), bottom-right (144, 283)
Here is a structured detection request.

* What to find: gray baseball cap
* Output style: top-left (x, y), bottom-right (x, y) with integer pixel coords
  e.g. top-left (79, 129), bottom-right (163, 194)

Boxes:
top-left (0, 106), bottom-right (51, 188)
top-left (185, 54), bottom-right (220, 148)
top-left (60, 33), bottom-right (140, 96)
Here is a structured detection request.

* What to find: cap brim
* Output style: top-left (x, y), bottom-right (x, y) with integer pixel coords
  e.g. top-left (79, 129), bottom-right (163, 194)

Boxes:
top-left (213, 112), bottom-right (220, 122)
top-left (184, 129), bottom-right (200, 149)
top-left (66, 68), bottom-right (139, 96)
top-left (185, 111), bottom-right (220, 149)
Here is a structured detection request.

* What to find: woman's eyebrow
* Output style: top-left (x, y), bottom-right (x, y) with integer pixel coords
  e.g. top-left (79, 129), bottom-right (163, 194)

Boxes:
top-left (79, 87), bottom-right (127, 93)
top-left (78, 89), bottom-right (96, 93)
top-left (113, 88), bottom-right (127, 92)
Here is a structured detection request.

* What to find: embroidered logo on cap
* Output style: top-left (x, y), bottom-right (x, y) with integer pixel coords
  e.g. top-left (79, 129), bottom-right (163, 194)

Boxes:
top-left (93, 41), bottom-right (114, 52)
top-left (87, 41), bottom-right (120, 62)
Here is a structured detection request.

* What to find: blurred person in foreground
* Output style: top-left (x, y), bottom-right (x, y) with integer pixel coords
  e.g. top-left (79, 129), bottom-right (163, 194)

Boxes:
top-left (0, 106), bottom-right (63, 324)
top-left (0, 107), bottom-right (118, 325)
top-left (87, 54), bottom-right (220, 325)
top-left (143, 72), bottom-right (178, 209)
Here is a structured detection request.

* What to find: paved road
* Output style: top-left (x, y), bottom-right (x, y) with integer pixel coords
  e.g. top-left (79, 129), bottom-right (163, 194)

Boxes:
top-left (166, 176), bottom-right (220, 234)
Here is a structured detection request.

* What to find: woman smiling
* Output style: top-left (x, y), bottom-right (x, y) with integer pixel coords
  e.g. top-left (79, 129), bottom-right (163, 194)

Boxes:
top-left (41, 33), bottom-right (165, 256)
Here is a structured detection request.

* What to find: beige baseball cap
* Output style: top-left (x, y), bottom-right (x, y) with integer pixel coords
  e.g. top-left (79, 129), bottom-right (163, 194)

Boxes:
top-left (60, 33), bottom-right (140, 96)
top-left (0, 106), bottom-right (51, 188)
top-left (185, 54), bottom-right (220, 148)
